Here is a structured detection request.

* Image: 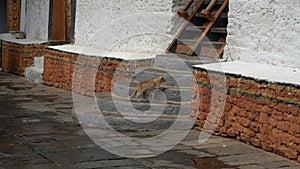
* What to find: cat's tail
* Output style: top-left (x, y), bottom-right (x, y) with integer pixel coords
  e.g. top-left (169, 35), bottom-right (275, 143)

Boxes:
top-left (129, 89), bottom-right (137, 98)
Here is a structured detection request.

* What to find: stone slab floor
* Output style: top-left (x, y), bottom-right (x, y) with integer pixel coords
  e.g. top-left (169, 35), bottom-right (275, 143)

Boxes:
top-left (0, 72), bottom-right (299, 169)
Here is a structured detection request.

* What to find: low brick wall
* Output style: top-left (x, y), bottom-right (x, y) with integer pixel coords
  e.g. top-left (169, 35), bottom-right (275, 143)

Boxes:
top-left (192, 68), bottom-right (300, 162)
top-left (1, 41), bottom-right (47, 75)
top-left (43, 48), bottom-right (154, 96)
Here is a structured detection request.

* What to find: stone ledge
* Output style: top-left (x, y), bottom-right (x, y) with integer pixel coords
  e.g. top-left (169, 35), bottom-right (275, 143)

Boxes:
top-left (43, 47), bottom-right (154, 96)
top-left (47, 44), bottom-right (157, 61)
top-left (0, 37), bottom-right (48, 46)
top-left (191, 61), bottom-right (300, 162)
top-left (193, 61), bottom-right (300, 87)
top-left (0, 33), bottom-right (18, 40)
top-left (1, 41), bottom-right (47, 75)
top-left (24, 67), bottom-right (43, 83)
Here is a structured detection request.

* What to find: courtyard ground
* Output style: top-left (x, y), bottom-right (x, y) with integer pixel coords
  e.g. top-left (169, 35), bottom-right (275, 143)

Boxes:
top-left (0, 71), bottom-right (299, 169)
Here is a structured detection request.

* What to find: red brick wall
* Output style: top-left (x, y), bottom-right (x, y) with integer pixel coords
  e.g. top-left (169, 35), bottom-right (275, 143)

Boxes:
top-left (43, 48), bottom-right (154, 96)
top-left (192, 68), bottom-right (300, 162)
top-left (2, 41), bottom-right (47, 75)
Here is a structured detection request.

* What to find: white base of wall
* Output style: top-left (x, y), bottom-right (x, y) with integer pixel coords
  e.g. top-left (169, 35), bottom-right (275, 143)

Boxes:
top-left (24, 56), bottom-right (44, 83)
top-left (24, 67), bottom-right (43, 83)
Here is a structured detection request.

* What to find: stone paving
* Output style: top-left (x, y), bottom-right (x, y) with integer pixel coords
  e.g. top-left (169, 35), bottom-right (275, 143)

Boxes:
top-left (0, 72), bottom-right (299, 169)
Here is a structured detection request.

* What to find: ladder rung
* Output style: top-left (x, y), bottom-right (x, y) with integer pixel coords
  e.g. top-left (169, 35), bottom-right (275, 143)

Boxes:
top-left (195, 12), bottom-right (228, 18)
top-left (201, 42), bottom-right (225, 48)
top-left (185, 26), bottom-right (206, 31)
top-left (177, 39), bottom-right (197, 45)
top-left (204, 0), bottom-right (225, 5)
top-left (175, 44), bottom-right (192, 54)
top-left (178, 40), bottom-right (225, 49)
top-left (211, 27), bottom-right (227, 34)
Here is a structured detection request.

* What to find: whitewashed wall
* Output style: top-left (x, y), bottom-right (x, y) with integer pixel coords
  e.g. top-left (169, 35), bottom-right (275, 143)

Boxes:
top-left (25, 0), bottom-right (49, 41)
top-left (74, 0), bottom-right (185, 54)
top-left (225, 0), bottom-right (300, 69)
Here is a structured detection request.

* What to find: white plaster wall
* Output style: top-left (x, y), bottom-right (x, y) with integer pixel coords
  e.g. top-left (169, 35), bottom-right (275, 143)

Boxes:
top-left (20, 0), bottom-right (26, 32)
top-left (224, 0), bottom-right (300, 69)
top-left (74, 0), bottom-right (185, 54)
top-left (25, 0), bottom-right (50, 41)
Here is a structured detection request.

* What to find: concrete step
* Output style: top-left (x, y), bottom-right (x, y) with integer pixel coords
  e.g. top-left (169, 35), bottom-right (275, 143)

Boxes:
top-left (74, 92), bottom-right (194, 131)
top-left (24, 56), bottom-right (44, 83)
top-left (24, 67), bottom-right (43, 83)
top-left (113, 80), bottom-right (192, 102)
top-left (96, 92), bottom-right (190, 116)
top-left (130, 69), bottom-right (194, 88)
top-left (77, 110), bottom-right (194, 131)
top-left (153, 54), bottom-right (215, 72)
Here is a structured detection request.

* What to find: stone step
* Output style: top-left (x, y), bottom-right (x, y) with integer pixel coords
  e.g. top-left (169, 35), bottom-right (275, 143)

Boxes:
top-left (34, 56), bottom-right (44, 69)
top-left (132, 68), bottom-right (194, 87)
top-left (24, 67), bottom-right (43, 83)
top-left (154, 54), bottom-right (215, 72)
top-left (96, 92), bottom-right (191, 116)
top-left (77, 110), bottom-right (194, 131)
top-left (74, 92), bottom-right (194, 131)
top-left (24, 56), bottom-right (44, 83)
top-left (113, 80), bottom-right (192, 102)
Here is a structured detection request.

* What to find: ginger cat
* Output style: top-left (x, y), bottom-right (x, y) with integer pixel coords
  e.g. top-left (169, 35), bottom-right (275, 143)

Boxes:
top-left (130, 76), bottom-right (166, 101)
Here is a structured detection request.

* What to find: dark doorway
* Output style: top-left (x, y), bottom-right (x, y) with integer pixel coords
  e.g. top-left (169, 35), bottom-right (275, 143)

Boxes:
top-left (49, 0), bottom-right (76, 45)
top-left (0, 0), bottom-right (8, 33)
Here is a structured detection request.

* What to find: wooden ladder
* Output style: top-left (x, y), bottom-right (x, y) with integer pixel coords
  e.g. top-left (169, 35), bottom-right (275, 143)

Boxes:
top-left (166, 0), bottom-right (229, 59)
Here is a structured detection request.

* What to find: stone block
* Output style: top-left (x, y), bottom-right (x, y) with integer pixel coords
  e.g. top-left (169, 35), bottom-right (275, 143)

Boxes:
top-left (24, 67), bottom-right (43, 83)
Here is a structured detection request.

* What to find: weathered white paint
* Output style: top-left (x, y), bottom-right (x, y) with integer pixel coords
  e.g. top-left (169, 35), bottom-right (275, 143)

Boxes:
top-left (20, 0), bottom-right (26, 32)
top-left (224, 0), bottom-right (300, 69)
top-left (24, 56), bottom-right (44, 83)
top-left (74, 0), bottom-right (185, 55)
top-left (194, 61), bottom-right (300, 85)
top-left (47, 45), bottom-right (156, 60)
top-left (0, 32), bottom-right (47, 44)
top-left (0, 33), bottom-right (18, 40)
top-left (25, 0), bottom-right (49, 41)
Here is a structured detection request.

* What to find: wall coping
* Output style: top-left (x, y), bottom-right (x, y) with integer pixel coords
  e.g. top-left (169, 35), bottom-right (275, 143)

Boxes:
top-left (0, 33), bottom-right (48, 45)
top-left (47, 44), bottom-right (157, 61)
top-left (193, 61), bottom-right (300, 86)
top-left (0, 33), bottom-right (18, 40)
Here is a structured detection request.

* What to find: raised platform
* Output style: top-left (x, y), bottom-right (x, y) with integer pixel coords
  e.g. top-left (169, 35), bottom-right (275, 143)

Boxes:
top-left (44, 45), bottom-right (155, 95)
top-left (47, 45), bottom-right (157, 61)
top-left (192, 61), bottom-right (300, 162)
top-left (194, 61), bottom-right (300, 86)
top-left (0, 36), bottom-right (48, 75)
